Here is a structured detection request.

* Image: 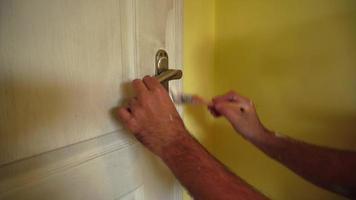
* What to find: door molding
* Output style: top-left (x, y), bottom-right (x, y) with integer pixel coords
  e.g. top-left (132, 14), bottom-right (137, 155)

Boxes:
top-left (0, 131), bottom-right (137, 196)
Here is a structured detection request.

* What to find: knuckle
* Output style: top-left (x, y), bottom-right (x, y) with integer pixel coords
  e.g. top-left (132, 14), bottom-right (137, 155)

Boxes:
top-left (143, 75), bottom-right (151, 81)
top-left (117, 113), bottom-right (128, 122)
top-left (132, 79), bottom-right (140, 84)
top-left (243, 102), bottom-right (254, 111)
top-left (249, 101), bottom-right (256, 110)
top-left (152, 86), bottom-right (164, 94)
top-left (214, 102), bottom-right (225, 110)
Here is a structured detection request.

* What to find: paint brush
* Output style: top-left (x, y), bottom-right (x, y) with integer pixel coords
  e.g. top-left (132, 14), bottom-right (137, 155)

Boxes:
top-left (170, 88), bottom-right (209, 105)
top-left (170, 89), bottom-right (223, 116)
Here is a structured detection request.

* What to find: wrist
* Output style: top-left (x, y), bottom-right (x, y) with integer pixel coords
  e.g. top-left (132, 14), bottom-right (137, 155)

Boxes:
top-left (243, 126), bottom-right (274, 144)
top-left (159, 129), bottom-right (195, 162)
top-left (246, 128), bottom-right (286, 154)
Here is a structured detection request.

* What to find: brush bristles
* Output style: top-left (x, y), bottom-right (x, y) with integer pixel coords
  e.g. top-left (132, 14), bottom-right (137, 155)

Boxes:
top-left (170, 88), bottom-right (207, 105)
top-left (172, 93), bottom-right (194, 104)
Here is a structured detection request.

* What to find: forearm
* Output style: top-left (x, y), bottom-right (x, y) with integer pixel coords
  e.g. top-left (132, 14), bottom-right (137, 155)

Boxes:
top-left (248, 129), bottom-right (356, 198)
top-left (160, 130), bottom-right (268, 200)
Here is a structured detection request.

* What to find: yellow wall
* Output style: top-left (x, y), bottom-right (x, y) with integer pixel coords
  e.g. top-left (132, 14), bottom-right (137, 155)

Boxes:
top-left (183, 0), bottom-right (215, 199)
top-left (184, 0), bottom-right (356, 199)
top-left (183, 0), bottom-right (216, 147)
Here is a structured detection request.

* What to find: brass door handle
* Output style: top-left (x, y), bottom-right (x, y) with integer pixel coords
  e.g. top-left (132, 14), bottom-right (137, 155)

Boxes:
top-left (155, 69), bottom-right (182, 83)
top-left (154, 49), bottom-right (182, 90)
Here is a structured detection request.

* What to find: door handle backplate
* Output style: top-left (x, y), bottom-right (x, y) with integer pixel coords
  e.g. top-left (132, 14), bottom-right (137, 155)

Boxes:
top-left (155, 49), bottom-right (182, 90)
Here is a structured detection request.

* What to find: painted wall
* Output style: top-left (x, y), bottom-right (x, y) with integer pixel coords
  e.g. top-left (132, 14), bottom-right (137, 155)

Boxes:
top-left (183, 0), bottom-right (215, 199)
top-left (183, 0), bottom-right (215, 148)
top-left (184, 0), bottom-right (356, 199)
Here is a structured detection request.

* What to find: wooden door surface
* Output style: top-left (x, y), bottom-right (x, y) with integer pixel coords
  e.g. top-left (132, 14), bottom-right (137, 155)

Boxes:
top-left (0, 0), bottom-right (183, 199)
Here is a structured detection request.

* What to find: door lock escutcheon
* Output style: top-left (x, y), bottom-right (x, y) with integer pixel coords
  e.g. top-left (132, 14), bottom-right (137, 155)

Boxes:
top-left (154, 49), bottom-right (182, 91)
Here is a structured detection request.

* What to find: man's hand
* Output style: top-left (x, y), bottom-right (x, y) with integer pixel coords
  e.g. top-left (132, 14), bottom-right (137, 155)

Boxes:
top-left (209, 91), bottom-right (268, 139)
top-left (209, 91), bottom-right (356, 198)
top-left (118, 85), bottom-right (269, 200)
top-left (117, 76), bottom-right (187, 157)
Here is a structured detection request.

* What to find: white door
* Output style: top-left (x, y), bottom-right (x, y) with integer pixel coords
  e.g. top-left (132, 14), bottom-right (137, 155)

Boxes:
top-left (0, 0), bottom-right (183, 199)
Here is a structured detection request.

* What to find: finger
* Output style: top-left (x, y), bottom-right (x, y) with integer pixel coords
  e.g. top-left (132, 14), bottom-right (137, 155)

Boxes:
top-left (143, 76), bottom-right (162, 91)
top-left (215, 102), bottom-right (245, 114)
top-left (208, 104), bottom-right (222, 117)
top-left (212, 91), bottom-right (240, 104)
top-left (132, 79), bottom-right (148, 97)
top-left (117, 107), bottom-right (140, 133)
top-left (128, 98), bottom-right (140, 114)
top-left (214, 102), bottom-right (241, 121)
top-left (117, 107), bottom-right (133, 123)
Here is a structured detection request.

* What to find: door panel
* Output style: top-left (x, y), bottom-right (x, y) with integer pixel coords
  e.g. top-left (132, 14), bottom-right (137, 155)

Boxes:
top-left (0, 0), bottom-right (125, 165)
top-left (0, 0), bottom-right (183, 199)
